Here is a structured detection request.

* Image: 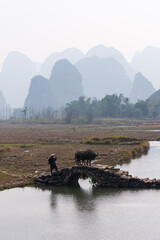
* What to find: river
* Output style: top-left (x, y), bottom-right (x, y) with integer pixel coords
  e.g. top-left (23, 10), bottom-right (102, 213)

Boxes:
top-left (1, 141), bottom-right (160, 240)
top-left (116, 141), bottom-right (160, 179)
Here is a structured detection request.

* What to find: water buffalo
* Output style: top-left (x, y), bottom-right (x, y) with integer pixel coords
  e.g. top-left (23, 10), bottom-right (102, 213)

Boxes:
top-left (75, 149), bottom-right (98, 166)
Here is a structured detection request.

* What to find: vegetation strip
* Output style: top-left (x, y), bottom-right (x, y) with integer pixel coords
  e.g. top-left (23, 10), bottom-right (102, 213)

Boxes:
top-left (116, 141), bottom-right (149, 165)
top-left (82, 136), bottom-right (141, 145)
top-left (82, 136), bottom-right (150, 166)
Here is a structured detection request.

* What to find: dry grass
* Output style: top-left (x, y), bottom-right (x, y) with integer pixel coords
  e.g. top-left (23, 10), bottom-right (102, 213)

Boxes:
top-left (0, 120), bottom-right (160, 189)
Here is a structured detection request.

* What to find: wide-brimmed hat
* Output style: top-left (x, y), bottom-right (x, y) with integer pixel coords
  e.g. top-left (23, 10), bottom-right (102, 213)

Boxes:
top-left (51, 153), bottom-right (56, 157)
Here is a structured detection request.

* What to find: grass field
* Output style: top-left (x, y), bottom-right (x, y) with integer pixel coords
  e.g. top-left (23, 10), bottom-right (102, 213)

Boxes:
top-left (0, 119), bottom-right (160, 190)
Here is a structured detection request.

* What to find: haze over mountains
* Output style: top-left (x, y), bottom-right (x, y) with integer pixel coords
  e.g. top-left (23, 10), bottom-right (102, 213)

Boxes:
top-left (76, 56), bottom-right (132, 99)
top-left (24, 75), bottom-right (56, 112)
top-left (39, 48), bottom-right (84, 79)
top-left (130, 72), bottom-right (155, 103)
top-left (24, 59), bottom-right (83, 112)
top-left (0, 90), bottom-right (7, 109)
top-left (49, 59), bottom-right (83, 108)
top-left (0, 51), bottom-right (37, 108)
top-left (0, 45), bottom-right (159, 110)
top-left (131, 46), bottom-right (160, 89)
top-left (85, 45), bottom-right (136, 80)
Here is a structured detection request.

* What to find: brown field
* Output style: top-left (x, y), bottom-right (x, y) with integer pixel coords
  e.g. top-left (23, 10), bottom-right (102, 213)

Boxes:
top-left (0, 119), bottom-right (160, 190)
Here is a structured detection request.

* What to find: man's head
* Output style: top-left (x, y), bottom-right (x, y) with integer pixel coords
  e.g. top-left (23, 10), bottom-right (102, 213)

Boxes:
top-left (51, 153), bottom-right (57, 160)
top-left (51, 154), bottom-right (56, 157)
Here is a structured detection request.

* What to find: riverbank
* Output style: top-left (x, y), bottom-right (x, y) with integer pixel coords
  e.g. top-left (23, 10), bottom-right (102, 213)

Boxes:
top-left (0, 120), bottom-right (160, 190)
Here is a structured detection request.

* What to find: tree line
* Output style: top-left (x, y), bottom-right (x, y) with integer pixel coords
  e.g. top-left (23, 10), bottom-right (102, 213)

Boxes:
top-left (0, 94), bottom-right (150, 122)
top-left (64, 94), bottom-right (149, 123)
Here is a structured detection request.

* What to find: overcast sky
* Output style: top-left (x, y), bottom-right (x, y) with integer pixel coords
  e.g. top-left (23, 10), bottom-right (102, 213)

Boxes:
top-left (0, 0), bottom-right (160, 66)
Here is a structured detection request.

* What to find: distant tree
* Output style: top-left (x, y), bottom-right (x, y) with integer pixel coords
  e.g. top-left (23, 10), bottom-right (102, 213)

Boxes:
top-left (22, 107), bottom-right (28, 119)
top-left (86, 111), bottom-right (94, 123)
top-left (63, 94), bottom-right (150, 123)
top-left (134, 100), bottom-right (148, 117)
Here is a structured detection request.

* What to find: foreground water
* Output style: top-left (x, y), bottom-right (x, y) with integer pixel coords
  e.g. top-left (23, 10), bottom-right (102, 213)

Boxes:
top-left (1, 141), bottom-right (160, 240)
top-left (116, 141), bottom-right (160, 179)
top-left (1, 185), bottom-right (160, 240)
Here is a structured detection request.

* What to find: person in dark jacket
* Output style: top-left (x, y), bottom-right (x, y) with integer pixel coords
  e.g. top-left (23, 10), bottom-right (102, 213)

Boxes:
top-left (48, 154), bottom-right (58, 175)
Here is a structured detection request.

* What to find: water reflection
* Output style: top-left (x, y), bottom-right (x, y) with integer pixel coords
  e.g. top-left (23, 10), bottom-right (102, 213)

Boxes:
top-left (1, 186), bottom-right (160, 240)
top-left (36, 184), bottom-right (139, 212)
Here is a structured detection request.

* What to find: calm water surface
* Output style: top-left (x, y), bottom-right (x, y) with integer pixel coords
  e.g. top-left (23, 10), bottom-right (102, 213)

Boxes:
top-left (116, 141), bottom-right (160, 178)
top-left (1, 141), bottom-right (160, 240)
top-left (1, 185), bottom-right (160, 240)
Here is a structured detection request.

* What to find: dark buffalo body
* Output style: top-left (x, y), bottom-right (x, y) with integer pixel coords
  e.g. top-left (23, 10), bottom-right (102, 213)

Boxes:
top-left (75, 149), bottom-right (97, 166)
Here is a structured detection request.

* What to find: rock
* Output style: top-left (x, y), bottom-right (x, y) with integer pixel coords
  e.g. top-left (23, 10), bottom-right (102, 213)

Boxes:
top-left (35, 166), bottom-right (160, 189)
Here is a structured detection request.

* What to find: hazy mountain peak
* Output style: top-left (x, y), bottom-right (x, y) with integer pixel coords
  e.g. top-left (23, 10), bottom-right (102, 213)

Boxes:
top-left (86, 45), bottom-right (124, 59)
top-left (51, 58), bottom-right (73, 70)
top-left (143, 45), bottom-right (160, 53)
top-left (49, 59), bottom-right (83, 107)
top-left (76, 55), bottom-right (132, 99)
top-left (62, 47), bottom-right (84, 55)
top-left (86, 45), bottom-right (108, 56)
top-left (85, 45), bottom-right (135, 80)
top-left (130, 72), bottom-right (155, 103)
top-left (0, 51), bottom-right (37, 108)
top-left (39, 48), bottom-right (84, 78)
top-left (131, 45), bottom-right (160, 89)
top-left (3, 51), bottom-right (35, 63)
top-left (24, 75), bottom-right (56, 112)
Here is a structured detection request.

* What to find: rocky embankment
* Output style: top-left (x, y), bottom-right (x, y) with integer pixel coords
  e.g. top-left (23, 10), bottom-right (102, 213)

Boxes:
top-left (35, 164), bottom-right (160, 189)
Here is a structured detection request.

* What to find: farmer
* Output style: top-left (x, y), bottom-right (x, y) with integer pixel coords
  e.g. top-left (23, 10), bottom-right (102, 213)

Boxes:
top-left (48, 153), bottom-right (58, 175)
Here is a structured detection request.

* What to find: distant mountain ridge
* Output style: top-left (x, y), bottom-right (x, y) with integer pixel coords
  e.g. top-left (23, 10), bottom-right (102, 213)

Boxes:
top-left (0, 51), bottom-right (37, 108)
top-left (49, 59), bottom-right (83, 108)
top-left (24, 75), bottom-right (57, 112)
top-left (85, 45), bottom-right (136, 80)
top-left (1, 45), bottom-right (160, 109)
top-left (75, 56), bottom-right (132, 99)
top-left (130, 72), bottom-right (155, 103)
top-left (40, 45), bottom-right (136, 81)
top-left (39, 48), bottom-right (84, 79)
top-left (24, 59), bottom-right (83, 112)
top-left (131, 46), bottom-right (160, 89)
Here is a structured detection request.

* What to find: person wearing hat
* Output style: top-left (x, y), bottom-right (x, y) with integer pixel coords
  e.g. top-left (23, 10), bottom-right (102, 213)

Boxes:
top-left (48, 153), bottom-right (58, 175)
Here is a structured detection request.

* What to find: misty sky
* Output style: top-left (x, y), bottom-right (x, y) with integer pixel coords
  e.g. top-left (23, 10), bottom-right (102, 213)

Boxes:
top-left (0, 0), bottom-right (160, 66)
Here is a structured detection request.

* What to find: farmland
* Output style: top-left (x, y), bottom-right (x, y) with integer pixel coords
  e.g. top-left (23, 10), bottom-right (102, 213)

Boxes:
top-left (0, 119), bottom-right (160, 190)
